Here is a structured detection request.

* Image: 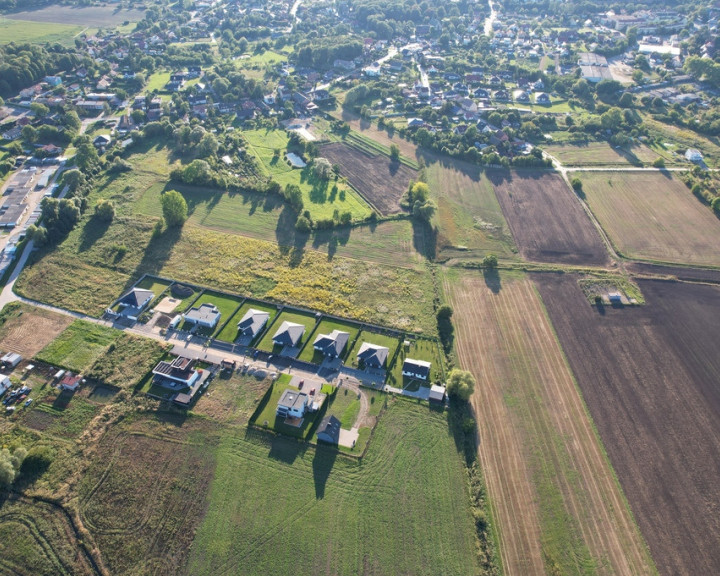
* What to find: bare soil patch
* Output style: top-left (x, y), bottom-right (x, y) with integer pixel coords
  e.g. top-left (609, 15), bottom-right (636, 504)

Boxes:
top-left (446, 271), bottom-right (653, 576)
top-left (319, 142), bottom-right (416, 215)
top-left (535, 275), bottom-right (720, 576)
top-left (489, 169), bottom-right (609, 265)
top-left (0, 305), bottom-right (72, 358)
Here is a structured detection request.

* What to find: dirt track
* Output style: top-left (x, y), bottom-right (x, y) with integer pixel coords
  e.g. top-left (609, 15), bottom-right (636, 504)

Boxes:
top-left (446, 272), bottom-right (654, 576)
top-left (535, 275), bottom-right (720, 576)
top-left (488, 170), bottom-right (609, 266)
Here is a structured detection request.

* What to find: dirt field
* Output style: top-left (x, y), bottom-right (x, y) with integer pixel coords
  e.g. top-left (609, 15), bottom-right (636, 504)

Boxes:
top-left (319, 142), bottom-right (416, 214)
top-left (627, 261), bottom-right (720, 284)
top-left (6, 5), bottom-right (148, 26)
top-left (535, 275), bottom-right (720, 576)
top-left (578, 171), bottom-right (720, 267)
top-left (0, 304), bottom-right (72, 358)
top-left (445, 271), bottom-right (654, 576)
top-left (330, 109), bottom-right (420, 160)
top-left (489, 170), bottom-right (609, 265)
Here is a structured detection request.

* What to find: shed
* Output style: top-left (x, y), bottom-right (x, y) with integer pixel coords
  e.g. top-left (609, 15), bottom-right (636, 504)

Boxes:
top-left (1, 352), bottom-right (22, 369)
top-left (608, 292), bottom-right (622, 303)
top-left (429, 384), bottom-right (446, 403)
top-left (0, 375), bottom-right (11, 395)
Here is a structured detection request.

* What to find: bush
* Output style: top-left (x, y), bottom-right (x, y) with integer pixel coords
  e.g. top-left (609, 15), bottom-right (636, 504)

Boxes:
top-left (437, 305), bottom-right (454, 354)
top-left (295, 215), bottom-right (312, 232)
top-left (446, 369), bottom-right (476, 401)
top-left (94, 199), bottom-right (115, 222)
top-left (108, 157), bottom-right (132, 173)
top-left (482, 254), bottom-right (498, 269)
top-left (20, 446), bottom-right (54, 479)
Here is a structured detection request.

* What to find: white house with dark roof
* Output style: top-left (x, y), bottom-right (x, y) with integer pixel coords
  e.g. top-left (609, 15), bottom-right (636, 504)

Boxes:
top-left (272, 321), bottom-right (305, 347)
top-left (237, 308), bottom-right (270, 338)
top-left (276, 388), bottom-right (308, 419)
top-left (116, 287), bottom-right (154, 320)
top-left (183, 303), bottom-right (221, 329)
top-left (356, 342), bottom-right (390, 369)
top-left (313, 330), bottom-right (349, 358)
top-left (152, 356), bottom-right (200, 388)
top-left (402, 358), bottom-right (431, 380)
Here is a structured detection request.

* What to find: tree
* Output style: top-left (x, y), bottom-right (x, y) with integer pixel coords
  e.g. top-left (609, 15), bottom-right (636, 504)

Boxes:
top-left (283, 184), bottom-right (304, 210)
top-left (600, 107), bottom-right (623, 131)
top-left (21, 125), bottom-right (38, 144)
top-left (313, 157), bottom-right (333, 180)
top-left (571, 177), bottom-right (583, 192)
top-left (196, 132), bottom-right (218, 158)
top-left (652, 157), bottom-right (665, 168)
top-left (712, 197), bottom-right (720, 214)
top-left (62, 169), bottom-right (86, 194)
top-left (75, 142), bottom-right (99, 172)
top-left (181, 159), bottom-right (212, 185)
top-left (446, 369), bottom-right (475, 401)
top-left (436, 305), bottom-right (454, 353)
top-left (94, 199), bottom-right (115, 222)
top-left (482, 253), bottom-right (498, 269)
top-left (161, 190), bottom-right (188, 227)
top-left (30, 102), bottom-right (49, 118)
top-left (389, 143), bottom-right (400, 161)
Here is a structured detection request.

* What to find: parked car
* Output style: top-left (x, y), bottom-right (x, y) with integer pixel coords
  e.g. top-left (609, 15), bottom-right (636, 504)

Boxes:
top-left (24, 399), bottom-right (32, 407)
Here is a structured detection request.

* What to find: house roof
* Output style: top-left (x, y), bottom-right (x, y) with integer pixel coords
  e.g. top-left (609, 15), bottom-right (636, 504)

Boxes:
top-left (278, 388), bottom-right (308, 411)
top-left (237, 308), bottom-right (270, 336)
top-left (272, 321), bottom-right (305, 347)
top-left (60, 372), bottom-right (82, 389)
top-left (317, 414), bottom-right (341, 444)
top-left (356, 342), bottom-right (389, 367)
top-left (402, 358), bottom-right (431, 378)
top-left (429, 384), bottom-right (446, 402)
top-left (313, 330), bottom-right (349, 356)
top-left (119, 287), bottom-right (154, 308)
top-left (185, 303), bottom-right (221, 325)
top-left (152, 356), bottom-right (197, 381)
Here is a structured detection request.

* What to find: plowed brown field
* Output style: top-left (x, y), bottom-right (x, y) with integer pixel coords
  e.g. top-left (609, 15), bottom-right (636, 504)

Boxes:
top-left (536, 275), bottom-right (720, 576)
top-left (446, 271), bottom-right (654, 576)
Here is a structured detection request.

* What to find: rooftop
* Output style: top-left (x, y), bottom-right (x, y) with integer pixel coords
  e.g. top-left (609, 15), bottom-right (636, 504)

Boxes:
top-left (185, 303), bottom-right (221, 325)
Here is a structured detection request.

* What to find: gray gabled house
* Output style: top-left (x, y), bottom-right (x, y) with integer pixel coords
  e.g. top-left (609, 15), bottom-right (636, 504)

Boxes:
top-left (116, 287), bottom-right (154, 320)
top-left (237, 308), bottom-right (270, 338)
top-left (356, 342), bottom-right (390, 369)
top-left (402, 358), bottom-right (431, 380)
top-left (317, 415), bottom-right (341, 445)
top-left (313, 330), bottom-right (349, 358)
top-left (272, 321), bottom-right (305, 347)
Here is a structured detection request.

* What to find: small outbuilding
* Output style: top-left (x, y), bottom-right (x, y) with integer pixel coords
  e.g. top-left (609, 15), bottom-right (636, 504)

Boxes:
top-left (429, 384), bottom-right (446, 404)
top-left (60, 372), bottom-right (82, 392)
top-left (1, 352), bottom-right (22, 369)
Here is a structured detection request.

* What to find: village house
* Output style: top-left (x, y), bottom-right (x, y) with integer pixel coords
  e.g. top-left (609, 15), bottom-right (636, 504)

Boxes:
top-left (402, 358), bottom-right (431, 380)
top-left (272, 321), bottom-right (305, 347)
top-left (184, 303), bottom-right (221, 329)
top-left (152, 356), bottom-right (201, 389)
top-left (356, 343), bottom-right (389, 369)
top-left (114, 287), bottom-right (154, 321)
top-left (276, 388), bottom-right (308, 419)
top-left (237, 308), bottom-right (270, 339)
top-left (313, 330), bottom-right (349, 358)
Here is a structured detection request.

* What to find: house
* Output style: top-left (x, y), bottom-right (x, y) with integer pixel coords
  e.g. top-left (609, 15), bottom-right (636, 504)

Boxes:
top-left (152, 356), bottom-right (200, 388)
top-left (313, 330), bottom-right (349, 358)
top-left (317, 415), bottom-right (342, 445)
top-left (93, 134), bottom-right (112, 149)
top-left (535, 92), bottom-right (551, 104)
top-left (272, 321), bottom-right (305, 348)
top-left (407, 117), bottom-right (425, 128)
top-left (183, 303), bottom-right (221, 329)
top-left (115, 287), bottom-right (154, 320)
top-left (685, 148), bottom-right (703, 163)
top-left (276, 388), bottom-right (308, 419)
top-left (40, 144), bottom-right (62, 157)
top-left (356, 342), bottom-right (389, 369)
top-left (402, 358), bottom-right (431, 380)
top-left (237, 308), bottom-right (270, 338)
top-left (60, 372), bottom-right (82, 392)
top-left (429, 384), bottom-right (446, 403)
top-left (1, 352), bottom-right (22, 369)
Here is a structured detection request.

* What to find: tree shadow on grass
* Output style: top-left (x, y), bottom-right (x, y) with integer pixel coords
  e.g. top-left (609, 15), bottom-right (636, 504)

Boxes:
top-left (78, 215), bottom-right (112, 253)
top-left (311, 225), bottom-right (351, 261)
top-left (411, 218), bottom-right (437, 260)
top-left (483, 268), bottom-right (501, 294)
top-left (123, 225), bottom-right (182, 295)
top-left (267, 434), bottom-right (305, 466)
top-left (313, 444), bottom-right (338, 499)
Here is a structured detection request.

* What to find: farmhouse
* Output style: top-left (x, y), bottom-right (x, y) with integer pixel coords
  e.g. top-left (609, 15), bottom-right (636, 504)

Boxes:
top-left (402, 358), bottom-right (431, 380)
top-left (60, 372), bottom-right (82, 392)
top-left (313, 330), bottom-right (349, 358)
top-left (184, 303), bottom-right (221, 329)
top-left (152, 356), bottom-right (201, 389)
top-left (276, 388), bottom-right (308, 419)
top-left (356, 342), bottom-right (389, 368)
top-left (237, 308), bottom-right (270, 338)
top-left (317, 415), bottom-right (342, 445)
top-left (272, 321), bottom-right (305, 347)
top-left (116, 287), bottom-right (154, 320)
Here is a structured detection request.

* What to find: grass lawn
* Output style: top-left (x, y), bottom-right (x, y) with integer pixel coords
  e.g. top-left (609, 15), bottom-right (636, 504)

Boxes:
top-left (85, 333), bottom-right (169, 389)
top-left (387, 338), bottom-right (444, 388)
top-left (0, 19), bottom-right (83, 46)
top-left (256, 309), bottom-right (318, 353)
top-left (135, 276), bottom-right (172, 299)
top-left (145, 71), bottom-right (171, 92)
top-left (35, 320), bottom-right (120, 372)
top-left (346, 330), bottom-right (402, 371)
top-left (184, 290), bottom-right (244, 336)
top-left (250, 380), bottom-right (319, 439)
top-left (296, 317), bottom-right (361, 363)
top-left (241, 128), bottom-right (372, 220)
top-left (188, 400), bottom-right (481, 576)
top-left (216, 300), bottom-right (278, 344)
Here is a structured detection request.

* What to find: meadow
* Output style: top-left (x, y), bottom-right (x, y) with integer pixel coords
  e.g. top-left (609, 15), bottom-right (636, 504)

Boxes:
top-left (0, 19), bottom-right (83, 47)
top-left (545, 142), bottom-right (661, 166)
top-left (85, 333), bottom-right (168, 389)
top-left (35, 320), bottom-right (119, 372)
top-left (188, 400), bottom-right (482, 576)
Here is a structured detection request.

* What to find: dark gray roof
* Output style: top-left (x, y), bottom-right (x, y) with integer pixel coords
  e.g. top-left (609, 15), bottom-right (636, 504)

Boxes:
top-left (313, 330), bottom-right (349, 356)
top-left (402, 358), bottom-right (431, 379)
top-left (237, 308), bottom-right (270, 336)
top-left (317, 415), bottom-right (341, 444)
top-left (119, 287), bottom-right (154, 308)
top-left (277, 389), bottom-right (308, 411)
top-left (272, 321), bottom-right (305, 347)
top-left (184, 303), bottom-right (221, 326)
top-left (356, 342), bottom-right (389, 368)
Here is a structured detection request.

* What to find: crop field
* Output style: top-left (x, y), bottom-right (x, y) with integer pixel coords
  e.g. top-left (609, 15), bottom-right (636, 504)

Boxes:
top-left (0, 303), bottom-right (72, 358)
top-left (489, 169), bottom-right (609, 265)
top-left (0, 19), bottom-right (83, 46)
top-left (445, 270), bottom-right (655, 576)
top-left (0, 497), bottom-right (97, 575)
top-left (577, 171), bottom-right (720, 266)
top-left (85, 333), bottom-right (168, 389)
top-left (242, 129), bottom-right (372, 220)
top-left (216, 300), bottom-right (278, 344)
top-left (297, 317), bottom-right (361, 363)
top-left (545, 142), bottom-right (661, 166)
top-left (536, 275), bottom-right (720, 576)
top-left (319, 142), bottom-right (417, 215)
top-left (256, 309), bottom-right (318, 353)
top-left (426, 158), bottom-right (516, 260)
top-left (78, 415), bottom-right (219, 576)
top-left (35, 321), bottom-right (120, 373)
top-left (5, 5), bottom-right (148, 27)
top-left (188, 400), bottom-right (481, 576)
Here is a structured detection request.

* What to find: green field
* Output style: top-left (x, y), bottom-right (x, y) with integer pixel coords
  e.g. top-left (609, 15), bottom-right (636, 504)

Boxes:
top-left (346, 330), bottom-right (402, 370)
top-left (145, 71), bottom-right (171, 92)
top-left (85, 333), bottom-right (168, 389)
top-left (30, 398), bottom-right (100, 439)
top-left (545, 142), bottom-right (661, 166)
top-left (35, 320), bottom-right (120, 372)
top-left (387, 338), bottom-right (444, 388)
top-left (296, 317), bottom-right (361, 363)
top-left (189, 400), bottom-right (481, 576)
top-left (256, 309), bottom-right (318, 352)
top-left (0, 19), bottom-right (83, 46)
top-left (183, 290), bottom-right (244, 336)
top-left (241, 128), bottom-right (372, 220)
top-left (216, 300), bottom-right (278, 344)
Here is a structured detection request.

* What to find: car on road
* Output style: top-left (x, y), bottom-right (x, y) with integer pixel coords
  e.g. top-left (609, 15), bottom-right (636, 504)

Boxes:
top-left (186, 334), bottom-right (192, 342)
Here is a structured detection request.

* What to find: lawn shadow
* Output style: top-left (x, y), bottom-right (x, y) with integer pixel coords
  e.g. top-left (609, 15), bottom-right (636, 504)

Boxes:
top-left (78, 215), bottom-right (112, 253)
top-left (52, 390), bottom-right (74, 411)
top-left (312, 444), bottom-right (338, 499)
top-left (311, 225), bottom-right (351, 261)
top-left (123, 225), bottom-right (182, 295)
top-left (411, 218), bottom-right (437, 260)
top-left (483, 268), bottom-right (502, 293)
top-left (267, 434), bottom-right (305, 465)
